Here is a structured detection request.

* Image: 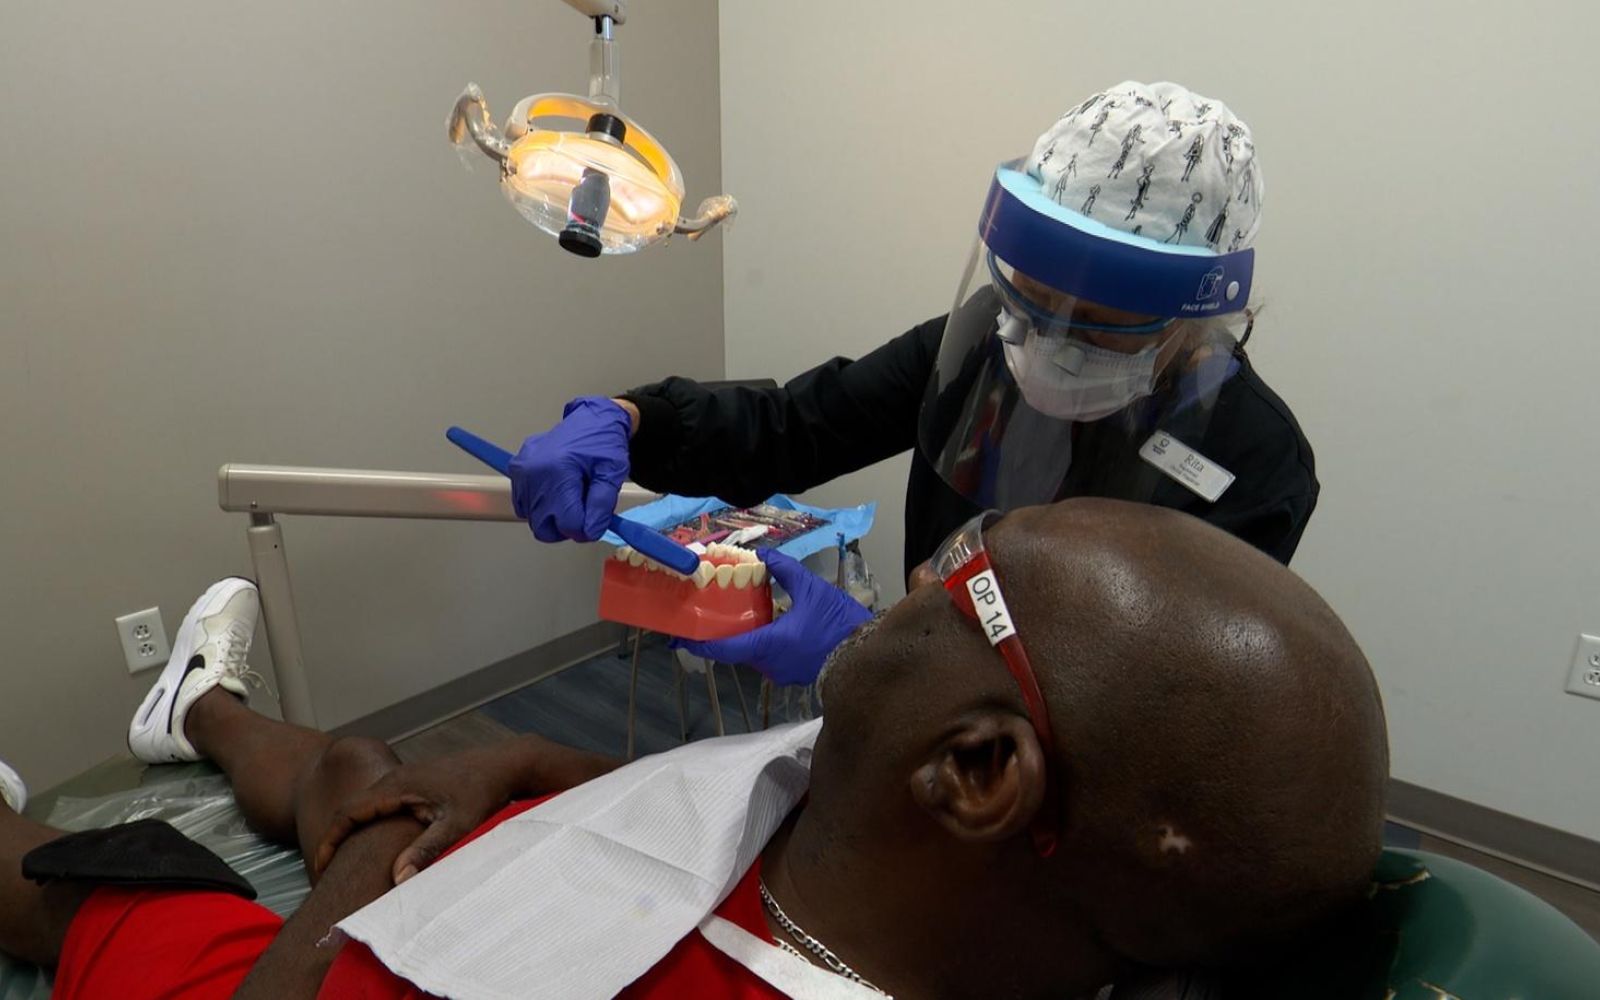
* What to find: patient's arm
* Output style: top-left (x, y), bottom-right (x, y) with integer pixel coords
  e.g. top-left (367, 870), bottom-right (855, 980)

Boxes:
top-left (236, 813), bottom-right (426, 1000)
top-left (312, 733), bottom-right (621, 883)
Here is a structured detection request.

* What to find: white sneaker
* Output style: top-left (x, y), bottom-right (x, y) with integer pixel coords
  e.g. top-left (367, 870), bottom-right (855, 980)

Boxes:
top-left (128, 578), bottom-right (262, 764)
top-left (0, 759), bottom-right (25, 813)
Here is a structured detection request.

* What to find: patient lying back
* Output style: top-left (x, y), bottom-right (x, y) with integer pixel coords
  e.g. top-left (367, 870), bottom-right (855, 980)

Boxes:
top-left (332, 498), bottom-right (1389, 999)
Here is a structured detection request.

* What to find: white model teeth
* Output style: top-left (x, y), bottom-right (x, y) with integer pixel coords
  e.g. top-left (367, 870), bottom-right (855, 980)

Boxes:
top-left (616, 544), bottom-right (766, 588)
top-left (662, 561), bottom-right (689, 580)
top-left (703, 543), bottom-right (760, 565)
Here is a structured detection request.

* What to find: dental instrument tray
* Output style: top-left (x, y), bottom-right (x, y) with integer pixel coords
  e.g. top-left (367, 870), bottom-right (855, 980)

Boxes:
top-left (658, 504), bottom-right (828, 550)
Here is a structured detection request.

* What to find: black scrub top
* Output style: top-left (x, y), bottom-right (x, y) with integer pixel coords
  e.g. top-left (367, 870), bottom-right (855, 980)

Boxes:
top-left (621, 314), bottom-right (1318, 581)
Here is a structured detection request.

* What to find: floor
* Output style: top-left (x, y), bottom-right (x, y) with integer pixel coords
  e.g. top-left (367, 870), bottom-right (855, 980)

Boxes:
top-left (397, 637), bottom-right (1600, 945)
top-left (396, 632), bottom-right (810, 763)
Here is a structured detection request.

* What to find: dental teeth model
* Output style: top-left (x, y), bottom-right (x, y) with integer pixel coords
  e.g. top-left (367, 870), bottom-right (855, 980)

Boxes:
top-left (599, 542), bottom-right (774, 641)
top-left (611, 542), bottom-right (768, 589)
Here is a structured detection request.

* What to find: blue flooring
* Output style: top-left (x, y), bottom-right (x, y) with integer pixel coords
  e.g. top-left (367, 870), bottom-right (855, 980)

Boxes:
top-left (480, 634), bottom-right (817, 759)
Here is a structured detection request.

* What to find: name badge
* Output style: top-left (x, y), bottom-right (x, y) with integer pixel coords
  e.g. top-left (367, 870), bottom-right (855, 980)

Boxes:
top-left (1140, 432), bottom-right (1235, 502)
top-left (965, 568), bottom-right (1017, 646)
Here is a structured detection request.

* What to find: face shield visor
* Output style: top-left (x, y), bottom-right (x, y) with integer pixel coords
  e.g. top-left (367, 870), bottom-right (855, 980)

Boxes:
top-left (918, 162), bottom-right (1256, 511)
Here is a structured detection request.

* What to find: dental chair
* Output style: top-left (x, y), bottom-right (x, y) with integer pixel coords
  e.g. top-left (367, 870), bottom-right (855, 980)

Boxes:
top-left (0, 760), bottom-right (304, 1000)
top-left (1360, 848), bottom-right (1600, 998)
top-left (1209, 847), bottom-right (1600, 999)
top-left (5, 760), bottom-right (1598, 1000)
top-left (8, 424), bottom-right (1596, 996)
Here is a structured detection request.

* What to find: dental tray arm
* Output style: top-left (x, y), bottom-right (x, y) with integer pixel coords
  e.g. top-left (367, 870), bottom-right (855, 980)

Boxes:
top-left (218, 463), bottom-right (653, 521)
top-left (216, 462), bottom-right (656, 730)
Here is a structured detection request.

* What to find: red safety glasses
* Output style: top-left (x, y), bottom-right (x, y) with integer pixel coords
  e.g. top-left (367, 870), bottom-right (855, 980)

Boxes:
top-left (930, 510), bottom-right (1058, 856)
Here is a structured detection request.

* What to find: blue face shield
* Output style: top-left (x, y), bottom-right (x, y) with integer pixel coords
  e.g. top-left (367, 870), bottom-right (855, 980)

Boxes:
top-left (918, 161), bottom-right (1256, 511)
top-left (987, 251), bottom-right (1176, 339)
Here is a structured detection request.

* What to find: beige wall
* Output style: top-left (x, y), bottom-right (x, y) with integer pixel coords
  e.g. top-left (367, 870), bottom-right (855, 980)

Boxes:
top-left (720, 2), bottom-right (1600, 837)
top-left (0, 1), bottom-right (725, 789)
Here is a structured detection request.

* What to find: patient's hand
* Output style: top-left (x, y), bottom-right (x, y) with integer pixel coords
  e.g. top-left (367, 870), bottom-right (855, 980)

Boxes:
top-left (311, 748), bottom-right (512, 885)
top-left (312, 734), bottom-right (620, 884)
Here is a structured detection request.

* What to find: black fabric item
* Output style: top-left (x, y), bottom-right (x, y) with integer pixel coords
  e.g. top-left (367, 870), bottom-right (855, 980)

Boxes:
top-left (622, 313), bottom-right (1317, 580)
top-left (21, 819), bottom-right (257, 900)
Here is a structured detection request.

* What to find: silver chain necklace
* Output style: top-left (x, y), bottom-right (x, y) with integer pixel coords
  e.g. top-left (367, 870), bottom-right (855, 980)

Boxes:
top-left (758, 879), bottom-right (892, 997)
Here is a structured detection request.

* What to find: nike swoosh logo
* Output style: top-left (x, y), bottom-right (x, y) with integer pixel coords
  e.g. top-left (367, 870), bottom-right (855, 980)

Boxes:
top-left (165, 653), bottom-right (208, 735)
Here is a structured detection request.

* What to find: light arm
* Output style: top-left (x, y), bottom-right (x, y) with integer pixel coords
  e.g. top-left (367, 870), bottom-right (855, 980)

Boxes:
top-left (560, 0), bottom-right (626, 23)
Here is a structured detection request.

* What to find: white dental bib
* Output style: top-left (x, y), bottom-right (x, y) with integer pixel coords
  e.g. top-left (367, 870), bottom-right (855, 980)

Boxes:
top-left (335, 720), bottom-right (885, 1000)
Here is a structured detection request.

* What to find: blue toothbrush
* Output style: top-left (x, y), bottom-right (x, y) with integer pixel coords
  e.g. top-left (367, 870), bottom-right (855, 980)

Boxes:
top-left (446, 426), bottom-right (701, 576)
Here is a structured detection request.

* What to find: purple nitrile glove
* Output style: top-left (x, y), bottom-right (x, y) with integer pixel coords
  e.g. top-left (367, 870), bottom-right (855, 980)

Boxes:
top-left (510, 396), bottom-right (632, 543)
top-left (672, 550), bottom-right (873, 687)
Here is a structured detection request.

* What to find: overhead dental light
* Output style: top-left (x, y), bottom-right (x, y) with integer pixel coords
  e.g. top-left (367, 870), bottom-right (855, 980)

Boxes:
top-left (448, 0), bottom-right (736, 257)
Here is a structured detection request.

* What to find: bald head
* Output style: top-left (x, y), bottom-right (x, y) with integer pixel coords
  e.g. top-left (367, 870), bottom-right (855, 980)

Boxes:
top-left (812, 499), bottom-right (1388, 974)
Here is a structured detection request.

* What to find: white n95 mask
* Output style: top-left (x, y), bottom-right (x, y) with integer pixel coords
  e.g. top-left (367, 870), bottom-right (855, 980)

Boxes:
top-left (998, 311), bottom-right (1161, 421)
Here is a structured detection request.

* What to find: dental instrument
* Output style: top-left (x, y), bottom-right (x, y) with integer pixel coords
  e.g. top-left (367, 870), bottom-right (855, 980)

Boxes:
top-left (722, 524), bottom-right (769, 548)
top-left (446, 426), bottom-right (700, 575)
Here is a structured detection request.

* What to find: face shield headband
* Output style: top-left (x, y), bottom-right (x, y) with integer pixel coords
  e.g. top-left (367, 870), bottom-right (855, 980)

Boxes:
top-left (980, 161), bottom-right (1255, 321)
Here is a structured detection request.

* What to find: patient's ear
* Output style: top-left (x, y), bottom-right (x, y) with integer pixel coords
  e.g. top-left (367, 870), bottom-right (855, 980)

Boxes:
top-left (909, 712), bottom-right (1047, 843)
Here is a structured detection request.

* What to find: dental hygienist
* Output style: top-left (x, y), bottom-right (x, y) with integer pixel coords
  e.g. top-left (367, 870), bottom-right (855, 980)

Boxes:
top-left (511, 81), bottom-right (1317, 682)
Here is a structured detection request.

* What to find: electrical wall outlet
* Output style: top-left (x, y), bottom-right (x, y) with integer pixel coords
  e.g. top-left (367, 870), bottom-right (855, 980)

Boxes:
top-left (1567, 634), bottom-right (1600, 702)
top-left (115, 607), bottom-right (170, 674)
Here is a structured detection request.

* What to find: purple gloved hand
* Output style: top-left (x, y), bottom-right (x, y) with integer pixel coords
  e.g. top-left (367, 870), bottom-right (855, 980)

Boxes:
top-left (673, 550), bottom-right (873, 687)
top-left (510, 396), bottom-right (632, 543)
